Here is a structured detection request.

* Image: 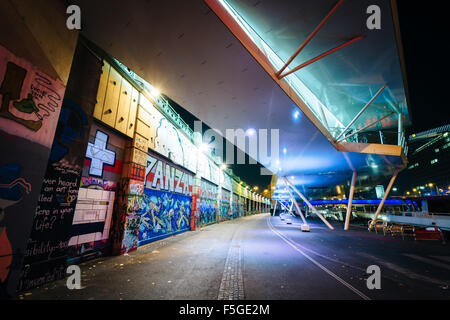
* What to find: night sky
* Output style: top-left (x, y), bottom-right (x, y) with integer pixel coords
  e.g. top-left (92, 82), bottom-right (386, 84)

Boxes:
top-left (396, 0), bottom-right (450, 133)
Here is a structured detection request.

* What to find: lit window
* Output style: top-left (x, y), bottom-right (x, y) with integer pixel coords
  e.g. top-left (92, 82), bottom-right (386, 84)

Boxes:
top-left (431, 159), bottom-right (438, 164)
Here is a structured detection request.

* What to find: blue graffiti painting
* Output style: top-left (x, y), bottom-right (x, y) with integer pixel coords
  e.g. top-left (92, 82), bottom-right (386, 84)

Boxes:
top-left (138, 188), bottom-right (191, 246)
top-left (199, 199), bottom-right (217, 226)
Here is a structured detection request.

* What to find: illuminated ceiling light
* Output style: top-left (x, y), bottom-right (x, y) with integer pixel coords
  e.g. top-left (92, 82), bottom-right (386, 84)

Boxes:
top-left (253, 186), bottom-right (259, 191)
top-left (392, 187), bottom-right (398, 191)
top-left (150, 87), bottom-right (160, 97)
top-left (200, 143), bottom-right (210, 152)
top-left (370, 164), bottom-right (378, 169)
top-left (290, 176), bottom-right (295, 180)
top-left (283, 148), bottom-right (287, 154)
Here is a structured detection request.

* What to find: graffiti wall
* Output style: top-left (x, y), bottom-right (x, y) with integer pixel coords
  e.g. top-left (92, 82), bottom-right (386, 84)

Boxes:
top-left (138, 188), bottom-right (191, 245)
top-left (18, 43), bottom-right (101, 292)
top-left (0, 44), bottom-right (67, 298)
top-left (239, 196), bottom-right (245, 217)
top-left (67, 123), bottom-right (126, 263)
top-left (198, 179), bottom-right (218, 227)
top-left (142, 96), bottom-right (197, 173)
top-left (137, 150), bottom-right (194, 245)
top-left (220, 188), bottom-right (231, 221)
top-left (232, 193), bottom-right (239, 219)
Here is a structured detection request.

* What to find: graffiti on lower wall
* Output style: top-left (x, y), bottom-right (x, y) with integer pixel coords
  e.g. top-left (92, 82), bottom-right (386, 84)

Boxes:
top-left (138, 188), bottom-right (191, 245)
top-left (198, 179), bottom-right (218, 227)
top-left (0, 44), bottom-right (67, 298)
top-left (220, 189), bottom-right (231, 221)
top-left (19, 44), bottom-right (101, 292)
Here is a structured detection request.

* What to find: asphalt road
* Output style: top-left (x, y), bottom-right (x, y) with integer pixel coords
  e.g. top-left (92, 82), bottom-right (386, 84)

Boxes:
top-left (20, 213), bottom-right (450, 300)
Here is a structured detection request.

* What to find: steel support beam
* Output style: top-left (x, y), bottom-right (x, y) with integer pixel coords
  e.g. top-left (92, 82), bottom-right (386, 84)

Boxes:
top-left (336, 112), bottom-right (395, 143)
top-left (283, 180), bottom-right (308, 226)
top-left (272, 200), bottom-right (278, 216)
top-left (398, 113), bottom-right (403, 146)
top-left (344, 171), bottom-right (357, 230)
top-left (279, 35), bottom-right (364, 79)
top-left (275, 0), bottom-right (345, 78)
top-left (335, 84), bottom-right (387, 141)
top-left (368, 169), bottom-right (400, 230)
top-left (283, 177), bottom-right (334, 230)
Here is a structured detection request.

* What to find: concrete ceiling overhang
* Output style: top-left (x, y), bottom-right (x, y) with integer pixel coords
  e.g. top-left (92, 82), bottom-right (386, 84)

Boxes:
top-left (74, 0), bottom-right (407, 198)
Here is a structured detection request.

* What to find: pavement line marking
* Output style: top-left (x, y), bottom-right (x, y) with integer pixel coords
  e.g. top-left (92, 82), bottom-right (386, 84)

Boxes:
top-left (267, 218), bottom-right (371, 300)
top-left (403, 254), bottom-right (450, 271)
top-left (358, 252), bottom-right (450, 287)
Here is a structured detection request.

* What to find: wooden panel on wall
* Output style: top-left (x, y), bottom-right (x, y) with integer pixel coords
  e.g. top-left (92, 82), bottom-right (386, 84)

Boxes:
top-left (101, 67), bottom-right (122, 127)
top-left (93, 60), bottom-right (111, 120)
top-left (126, 88), bottom-right (138, 137)
top-left (115, 78), bottom-right (132, 134)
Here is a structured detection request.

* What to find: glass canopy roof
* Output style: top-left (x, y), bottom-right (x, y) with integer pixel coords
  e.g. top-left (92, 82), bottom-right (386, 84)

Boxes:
top-left (222, 0), bottom-right (410, 140)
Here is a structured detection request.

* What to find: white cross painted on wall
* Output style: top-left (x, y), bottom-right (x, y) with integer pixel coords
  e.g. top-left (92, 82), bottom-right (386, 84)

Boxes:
top-left (85, 131), bottom-right (116, 177)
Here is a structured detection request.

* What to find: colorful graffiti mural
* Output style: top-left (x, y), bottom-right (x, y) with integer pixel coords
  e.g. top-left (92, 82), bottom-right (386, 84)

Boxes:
top-left (145, 153), bottom-right (193, 195)
top-left (138, 188), bottom-right (191, 245)
top-left (220, 188), bottom-right (231, 221)
top-left (143, 96), bottom-right (197, 173)
top-left (197, 179), bottom-right (218, 227)
top-left (19, 44), bottom-right (101, 292)
top-left (0, 43), bottom-right (67, 297)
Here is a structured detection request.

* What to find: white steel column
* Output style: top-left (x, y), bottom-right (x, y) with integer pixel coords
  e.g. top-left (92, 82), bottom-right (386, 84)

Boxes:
top-left (283, 177), bottom-right (334, 230)
top-left (272, 200), bottom-right (278, 216)
top-left (283, 180), bottom-right (308, 227)
top-left (398, 113), bottom-right (403, 146)
top-left (344, 171), bottom-right (357, 230)
top-left (368, 169), bottom-right (400, 230)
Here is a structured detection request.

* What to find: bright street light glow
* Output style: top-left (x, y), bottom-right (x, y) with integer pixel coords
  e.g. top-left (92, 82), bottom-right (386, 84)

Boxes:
top-left (150, 87), bottom-right (160, 97)
top-left (200, 143), bottom-right (209, 152)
